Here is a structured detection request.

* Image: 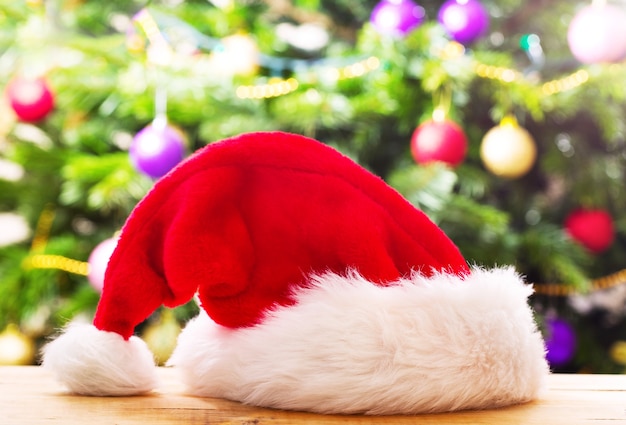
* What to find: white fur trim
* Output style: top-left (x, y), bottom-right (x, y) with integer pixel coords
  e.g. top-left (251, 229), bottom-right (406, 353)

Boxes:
top-left (42, 323), bottom-right (157, 396)
top-left (169, 267), bottom-right (548, 414)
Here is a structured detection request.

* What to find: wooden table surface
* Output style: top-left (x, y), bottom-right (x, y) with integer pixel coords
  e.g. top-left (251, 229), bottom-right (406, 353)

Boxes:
top-left (2, 367), bottom-right (626, 424)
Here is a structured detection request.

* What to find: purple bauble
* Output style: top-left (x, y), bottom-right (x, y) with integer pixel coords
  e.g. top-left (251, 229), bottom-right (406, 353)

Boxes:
top-left (370, 0), bottom-right (426, 38)
top-left (87, 237), bottom-right (118, 293)
top-left (438, 0), bottom-right (489, 44)
top-left (130, 123), bottom-right (186, 179)
top-left (545, 318), bottom-right (577, 368)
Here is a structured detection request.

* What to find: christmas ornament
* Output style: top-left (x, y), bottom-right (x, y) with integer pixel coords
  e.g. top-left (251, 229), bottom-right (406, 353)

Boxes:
top-left (0, 324), bottom-right (36, 365)
top-left (610, 341), bottom-right (626, 365)
top-left (42, 131), bottom-right (547, 414)
top-left (130, 123), bottom-right (186, 179)
top-left (370, 0), bottom-right (426, 38)
top-left (210, 34), bottom-right (259, 76)
top-left (275, 23), bottom-right (330, 52)
top-left (141, 310), bottom-right (181, 365)
top-left (567, 3), bottom-right (626, 64)
top-left (5, 77), bottom-right (54, 122)
top-left (410, 118), bottom-right (468, 167)
top-left (87, 237), bottom-right (119, 292)
top-left (544, 317), bottom-right (576, 368)
top-left (0, 212), bottom-right (29, 247)
top-left (480, 115), bottom-right (536, 179)
top-left (519, 33), bottom-right (545, 73)
top-left (564, 208), bottom-right (615, 254)
top-left (438, 0), bottom-right (489, 45)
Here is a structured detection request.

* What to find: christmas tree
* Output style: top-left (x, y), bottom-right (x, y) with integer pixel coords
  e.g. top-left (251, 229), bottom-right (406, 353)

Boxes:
top-left (1, 0), bottom-right (625, 372)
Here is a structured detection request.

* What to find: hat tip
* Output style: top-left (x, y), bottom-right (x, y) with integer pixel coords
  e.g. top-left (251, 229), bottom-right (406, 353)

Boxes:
top-left (42, 322), bottom-right (157, 396)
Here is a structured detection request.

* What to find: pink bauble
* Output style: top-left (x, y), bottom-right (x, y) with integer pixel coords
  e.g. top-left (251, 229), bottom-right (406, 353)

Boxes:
top-left (5, 77), bottom-right (55, 122)
top-left (567, 4), bottom-right (626, 64)
top-left (410, 119), bottom-right (468, 167)
top-left (87, 237), bottom-right (118, 292)
top-left (564, 208), bottom-right (615, 254)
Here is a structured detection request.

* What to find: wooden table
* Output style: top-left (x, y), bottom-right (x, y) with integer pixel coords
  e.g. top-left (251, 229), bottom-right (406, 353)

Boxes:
top-left (2, 367), bottom-right (626, 424)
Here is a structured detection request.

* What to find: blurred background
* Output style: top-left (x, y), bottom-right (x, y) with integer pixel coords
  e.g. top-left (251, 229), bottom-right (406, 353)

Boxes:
top-left (1, 0), bottom-right (626, 372)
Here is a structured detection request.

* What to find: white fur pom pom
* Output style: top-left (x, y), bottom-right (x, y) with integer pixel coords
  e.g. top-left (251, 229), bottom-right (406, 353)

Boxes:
top-left (42, 323), bottom-right (157, 396)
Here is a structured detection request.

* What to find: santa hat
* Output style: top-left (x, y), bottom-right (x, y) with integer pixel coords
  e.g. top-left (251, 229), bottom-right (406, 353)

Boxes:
top-left (43, 131), bottom-right (548, 414)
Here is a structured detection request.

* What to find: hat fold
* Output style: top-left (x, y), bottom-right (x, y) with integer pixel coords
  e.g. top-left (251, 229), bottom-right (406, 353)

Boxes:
top-left (168, 266), bottom-right (548, 414)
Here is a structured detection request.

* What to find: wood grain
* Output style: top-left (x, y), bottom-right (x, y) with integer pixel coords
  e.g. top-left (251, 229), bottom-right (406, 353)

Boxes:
top-left (1, 367), bottom-right (626, 424)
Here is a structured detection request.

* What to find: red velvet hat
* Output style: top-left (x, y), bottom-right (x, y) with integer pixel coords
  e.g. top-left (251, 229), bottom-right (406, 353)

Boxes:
top-left (43, 132), bottom-right (548, 414)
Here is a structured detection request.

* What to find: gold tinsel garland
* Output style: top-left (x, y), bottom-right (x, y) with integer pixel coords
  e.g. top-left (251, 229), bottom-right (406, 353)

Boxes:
top-left (533, 269), bottom-right (626, 297)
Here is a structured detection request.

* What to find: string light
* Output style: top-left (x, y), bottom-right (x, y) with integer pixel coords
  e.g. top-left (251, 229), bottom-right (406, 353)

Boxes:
top-left (474, 60), bottom-right (591, 96)
top-left (336, 56), bottom-right (380, 79)
top-left (133, 8), bottom-right (598, 100)
top-left (235, 56), bottom-right (379, 100)
top-left (541, 69), bottom-right (589, 95)
top-left (236, 78), bottom-right (299, 99)
top-left (474, 63), bottom-right (522, 83)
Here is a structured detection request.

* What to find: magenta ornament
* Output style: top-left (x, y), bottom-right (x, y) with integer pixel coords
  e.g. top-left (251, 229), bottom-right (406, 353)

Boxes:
top-left (437, 0), bottom-right (489, 44)
top-left (370, 0), bottom-right (426, 38)
top-left (5, 77), bottom-right (55, 122)
top-left (567, 4), bottom-right (626, 64)
top-left (87, 237), bottom-right (118, 293)
top-left (130, 123), bottom-right (186, 179)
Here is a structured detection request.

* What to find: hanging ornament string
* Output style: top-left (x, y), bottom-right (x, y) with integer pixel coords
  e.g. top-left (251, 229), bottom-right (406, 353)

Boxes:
top-left (432, 85), bottom-right (452, 121)
top-left (22, 206), bottom-right (89, 276)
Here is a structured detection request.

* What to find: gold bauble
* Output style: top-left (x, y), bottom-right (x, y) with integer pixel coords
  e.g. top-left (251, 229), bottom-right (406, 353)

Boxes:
top-left (0, 324), bottom-right (36, 365)
top-left (480, 116), bottom-right (537, 179)
top-left (142, 310), bottom-right (181, 365)
top-left (610, 341), bottom-right (626, 365)
top-left (208, 34), bottom-right (259, 77)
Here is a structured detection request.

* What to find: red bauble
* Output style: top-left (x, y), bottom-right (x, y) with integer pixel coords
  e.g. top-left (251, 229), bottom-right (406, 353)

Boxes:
top-left (564, 208), bottom-right (615, 254)
top-left (410, 119), bottom-right (468, 167)
top-left (5, 77), bottom-right (55, 122)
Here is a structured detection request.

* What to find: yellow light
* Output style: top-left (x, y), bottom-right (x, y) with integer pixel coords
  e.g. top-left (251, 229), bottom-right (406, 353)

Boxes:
top-left (366, 56), bottom-right (380, 70)
top-left (236, 86), bottom-right (249, 99)
top-left (351, 63), bottom-right (366, 77)
top-left (475, 63), bottom-right (488, 77)
top-left (475, 60), bottom-right (590, 96)
top-left (235, 77), bottom-right (300, 100)
top-left (501, 69), bottom-right (517, 82)
top-left (442, 41), bottom-right (465, 59)
top-left (287, 78), bottom-right (299, 90)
